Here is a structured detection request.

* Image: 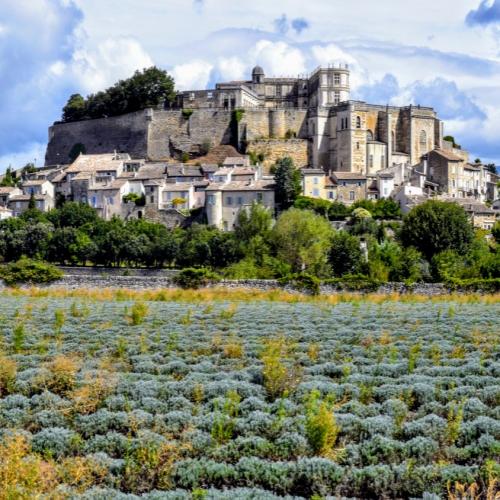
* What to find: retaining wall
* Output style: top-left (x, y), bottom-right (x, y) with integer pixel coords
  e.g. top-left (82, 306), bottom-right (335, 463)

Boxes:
top-left (0, 270), bottom-right (456, 295)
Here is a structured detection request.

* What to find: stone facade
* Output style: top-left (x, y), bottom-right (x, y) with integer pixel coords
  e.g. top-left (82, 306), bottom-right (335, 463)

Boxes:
top-left (247, 139), bottom-right (308, 172)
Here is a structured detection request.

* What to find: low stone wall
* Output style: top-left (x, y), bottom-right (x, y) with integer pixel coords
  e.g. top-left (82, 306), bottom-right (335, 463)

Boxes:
top-left (0, 272), bottom-right (456, 295)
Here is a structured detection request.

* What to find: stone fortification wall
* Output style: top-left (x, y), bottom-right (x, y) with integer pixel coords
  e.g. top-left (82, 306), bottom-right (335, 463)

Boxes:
top-left (247, 139), bottom-right (309, 172)
top-left (45, 108), bottom-right (310, 166)
top-left (45, 110), bottom-right (150, 165)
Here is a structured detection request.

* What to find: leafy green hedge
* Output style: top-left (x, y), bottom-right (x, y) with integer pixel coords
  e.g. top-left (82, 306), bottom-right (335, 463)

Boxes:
top-left (278, 273), bottom-right (320, 295)
top-left (323, 274), bottom-right (382, 292)
top-left (0, 258), bottom-right (63, 286)
top-left (173, 267), bottom-right (221, 289)
top-left (445, 277), bottom-right (500, 293)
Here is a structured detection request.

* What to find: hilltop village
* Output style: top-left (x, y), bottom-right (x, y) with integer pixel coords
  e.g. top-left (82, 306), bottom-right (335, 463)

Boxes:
top-left (1, 65), bottom-right (499, 230)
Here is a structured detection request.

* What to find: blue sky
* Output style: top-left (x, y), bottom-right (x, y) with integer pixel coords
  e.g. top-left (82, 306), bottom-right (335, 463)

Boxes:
top-left (1, 0), bottom-right (500, 170)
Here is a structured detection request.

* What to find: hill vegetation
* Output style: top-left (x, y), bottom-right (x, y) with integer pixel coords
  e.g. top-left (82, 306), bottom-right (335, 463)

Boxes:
top-left (61, 67), bottom-right (176, 122)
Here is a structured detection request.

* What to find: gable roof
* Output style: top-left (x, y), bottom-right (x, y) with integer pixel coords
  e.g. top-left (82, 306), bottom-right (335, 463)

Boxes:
top-left (431, 149), bottom-right (463, 162)
top-left (65, 154), bottom-right (128, 174)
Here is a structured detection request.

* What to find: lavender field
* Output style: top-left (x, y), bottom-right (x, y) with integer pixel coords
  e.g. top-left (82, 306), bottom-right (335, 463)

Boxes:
top-left (0, 291), bottom-right (499, 499)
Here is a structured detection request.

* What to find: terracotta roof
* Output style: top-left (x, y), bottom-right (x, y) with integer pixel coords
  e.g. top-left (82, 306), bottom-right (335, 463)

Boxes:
top-left (166, 165), bottom-right (203, 177)
top-left (302, 169), bottom-right (325, 175)
top-left (206, 180), bottom-right (275, 192)
top-left (223, 157), bottom-right (250, 166)
top-left (332, 172), bottom-right (367, 180)
top-left (431, 149), bottom-right (463, 162)
top-left (135, 163), bottom-right (168, 180)
top-left (65, 154), bottom-right (127, 174)
top-left (162, 183), bottom-right (193, 192)
top-left (0, 187), bottom-right (19, 194)
top-left (88, 179), bottom-right (128, 191)
top-left (9, 194), bottom-right (49, 201)
top-left (51, 172), bottom-right (67, 183)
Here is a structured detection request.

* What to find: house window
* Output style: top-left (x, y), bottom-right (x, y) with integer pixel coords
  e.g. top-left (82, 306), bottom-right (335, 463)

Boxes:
top-left (334, 73), bottom-right (340, 85)
top-left (356, 142), bottom-right (360, 150)
top-left (369, 155), bottom-right (374, 169)
top-left (150, 195), bottom-right (154, 203)
top-left (381, 155), bottom-right (385, 166)
top-left (91, 196), bottom-right (96, 207)
top-left (207, 194), bottom-right (216, 205)
top-left (334, 91), bottom-right (340, 104)
top-left (356, 116), bottom-right (361, 129)
top-left (349, 191), bottom-right (355, 200)
top-left (313, 188), bottom-right (319, 197)
top-left (207, 92), bottom-right (213, 99)
top-left (189, 92), bottom-right (195, 101)
top-left (237, 196), bottom-right (243, 205)
top-left (226, 196), bottom-right (233, 206)
top-left (108, 197), bottom-right (114, 205)
top-left (313, 177), bottom-right (319, 185)
top-left (256, 193), bottom-right (263, 202)
top-left (328, 191), bottom-right (335, 199)
top-left (367, 130), bottom-right (374, 141)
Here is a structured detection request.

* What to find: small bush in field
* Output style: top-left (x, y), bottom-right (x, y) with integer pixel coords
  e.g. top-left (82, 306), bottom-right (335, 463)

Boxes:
top-left (0, 355), bottom-right (17, 396)
top-left (305, 390), bottom-right (339, 457)
top-left (12, 323), bottom-right (25, 354)
top-left (0, 258), bottom-right (63, 285)
top-left (260, 335), bottom-right (301, 401)
top-left (128, 301), bottom-right (149, 325)
top-left (40, 355), bottom-right (80, 396)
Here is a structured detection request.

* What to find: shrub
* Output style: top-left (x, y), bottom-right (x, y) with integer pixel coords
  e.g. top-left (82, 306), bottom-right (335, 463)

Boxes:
top-left (173, 268), bottom-right (221, 289)
top-left (278, 273), bottom-right (320, 295)
top-left (32, 427), bottom-right (80, 458)
top-left (260, 336), bottom-right (301, 401)
top-left (304, 390), bottom-right (339, 457)
top-left (0, 355), bottom-right (16, 396)
top-left (128, 301), bottom-right (149, 326)
top-left (0, 258), bottom-right (63, 286)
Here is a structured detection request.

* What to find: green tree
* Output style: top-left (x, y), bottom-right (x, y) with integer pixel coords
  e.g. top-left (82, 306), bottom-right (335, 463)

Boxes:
top-left (61, 67), bottom-right (176, 122)
top-left (329, 231), bottom-right (363, 277)
top-left (47, 202), bottom-right (98, 229)
top-left (235, 202), bottom-right (273, 244)
top-left (492, 221), bottom-right (500, 244)
top-left (274, 157), bottom-right (302, 209)
top-left (272, 208), bottom-right (333, 275)
top-left (0, 167), bottom-right (16, 187)
top-left (28, 193), bottom-right (36, 210)
top-left (400, 200), bottom-right (474, 260)
top-left (293, 196), bottom-right (331, 217)
top-left (62, 94), bottom-right (86, 122)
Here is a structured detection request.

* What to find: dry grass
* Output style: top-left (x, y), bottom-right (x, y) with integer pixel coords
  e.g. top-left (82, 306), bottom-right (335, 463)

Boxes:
top-left (3, 286), bottom-right (499, 305)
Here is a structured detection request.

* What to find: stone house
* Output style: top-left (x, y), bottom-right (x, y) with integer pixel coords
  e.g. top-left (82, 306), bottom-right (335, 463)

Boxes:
top-left (87, 179), bottom-right (132, 220)
top-left (205, 180), bottom-right (275, 231)
top-left (9, 194), bottom-right (54, 216)
top-left (0, 186), bottom-right (22, 207)
top-left (330, 172), bottom-right (367, 205)
top-left (21, 179), bottom-right (55, 200)
top-left (302, 169), bottom-right (327, 199)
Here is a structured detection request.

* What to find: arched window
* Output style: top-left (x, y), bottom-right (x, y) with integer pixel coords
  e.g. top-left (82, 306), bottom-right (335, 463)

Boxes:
top-left (419, 130), bottom-right (427, 146)
top-left (367, 130), bottom-right (374, 141)
top-left (356, 116), bottom-right (361, 129)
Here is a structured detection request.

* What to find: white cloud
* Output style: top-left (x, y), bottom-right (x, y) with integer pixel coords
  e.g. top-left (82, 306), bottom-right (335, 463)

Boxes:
top-left (251, 40), bottom-right (306, 77)
top-left (216, 56), bottom-right (247, 82)
top-left (172, 60), bottom-right (214, 90)
top-left (69, 37), bottom-right (154, 94)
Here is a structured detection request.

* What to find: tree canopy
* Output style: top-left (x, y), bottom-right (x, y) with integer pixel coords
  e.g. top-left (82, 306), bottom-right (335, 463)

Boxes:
top-left (61, 67), bottom-right (176, 122)
top-left (274, 157), bottom-right (302, 210)
top-left (400, 200), bottom-right (474, 260)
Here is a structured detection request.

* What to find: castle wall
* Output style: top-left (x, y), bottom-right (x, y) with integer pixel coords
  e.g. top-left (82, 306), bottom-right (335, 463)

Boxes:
top-left (247, 139), bottom-right (308, 172)
top-left (242, 109), bottom-right (308, 141)
top-left (45, 110), bottom-right (149, 165)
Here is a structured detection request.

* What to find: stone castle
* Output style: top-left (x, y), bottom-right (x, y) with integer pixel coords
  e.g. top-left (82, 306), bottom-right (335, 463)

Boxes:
top-left (45, 64), bottom-right (441, 176)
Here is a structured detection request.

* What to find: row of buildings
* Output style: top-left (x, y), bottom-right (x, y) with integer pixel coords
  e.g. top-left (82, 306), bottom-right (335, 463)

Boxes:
top-left (0, 143), bottom-right (498, 230)
top-left (0, 153), bottom-right (276, 231)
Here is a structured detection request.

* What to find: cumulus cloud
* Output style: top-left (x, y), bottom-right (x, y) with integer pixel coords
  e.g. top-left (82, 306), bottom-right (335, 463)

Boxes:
top-left (0, 0), bottom-right (83, 168)
top-left (251, 40), bottom-right (307, 76)
top-left (466, 0), bottom-right (500, 26)
top-left (273, 14), bottom-right (310, 36)
top-left (354, 73), bottom-right (400, 103)
top-left (172, 60), bottom-right (214, 90)
top-left (393, 78), bottom-right (487, 121)
top-left (68, 38), bottom-right (154, 94)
